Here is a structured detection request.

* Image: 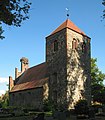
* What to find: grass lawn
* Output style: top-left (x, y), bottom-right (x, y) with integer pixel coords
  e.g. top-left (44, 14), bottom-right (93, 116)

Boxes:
top-left (1, 116), bottom-right (105, 120)
top-left (0, 111), bottom-right (52, 120)
top-left (0, 114), bottom-right (105, 120)
top-left (0, 115), bottom-right (35, 120)
top-left (95, 116), bottom-right (105, 120)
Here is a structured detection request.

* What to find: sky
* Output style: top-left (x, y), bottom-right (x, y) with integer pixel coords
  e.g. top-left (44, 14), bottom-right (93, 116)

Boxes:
top-left (0, 0), bottom-right (105, 95)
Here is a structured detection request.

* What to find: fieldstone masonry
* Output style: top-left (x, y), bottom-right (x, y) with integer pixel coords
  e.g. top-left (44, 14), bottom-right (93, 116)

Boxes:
top-left (46, 20), bottom-right (91, 110)
top-left (66, 28), bottom-right (91, 109)
top-left (46, 29), bottom-right (68, 109)
top-left (9, 87), bottom-right (43, 109)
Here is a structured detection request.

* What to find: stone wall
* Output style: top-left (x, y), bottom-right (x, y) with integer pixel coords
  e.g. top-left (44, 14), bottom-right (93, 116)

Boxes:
top-left (43, 83), bottom-right (49, 101)
top-left (46, 29), bottom-right (68, 109)
top-left (46, 28), bottom-right (91, 110)
top-left (66, 28), bottom-right (91, 109)
top-left (9, 87), bottom-right (44, 110)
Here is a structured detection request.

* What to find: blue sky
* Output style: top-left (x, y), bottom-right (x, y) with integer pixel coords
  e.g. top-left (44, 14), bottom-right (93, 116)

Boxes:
top-left (0, 0), bottom-right (105, 95)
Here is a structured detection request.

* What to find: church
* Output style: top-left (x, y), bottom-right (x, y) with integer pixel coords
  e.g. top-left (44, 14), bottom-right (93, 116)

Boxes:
top-left (9, 19), bottom-right (91, 110)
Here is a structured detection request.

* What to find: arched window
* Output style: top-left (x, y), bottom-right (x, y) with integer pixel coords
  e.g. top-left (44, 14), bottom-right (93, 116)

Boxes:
top-left (52, 72), bottom-right (57, 84)
top-left (72, 38), bottom-right (78, 50)
top-left (53, 90), bottom-right (57, 103)
top-left (82, 41), bottom-right (87, 53)
top-left (54, 40), bottom-right (58, 52)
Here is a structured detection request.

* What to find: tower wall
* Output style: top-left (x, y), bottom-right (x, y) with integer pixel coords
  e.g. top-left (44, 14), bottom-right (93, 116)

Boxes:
top-left (46, 29), bottom-right (68, 109)
top-left (46, 27), bottom-right (91, 110)
top-left (66, 28), bottom-right (91, 109)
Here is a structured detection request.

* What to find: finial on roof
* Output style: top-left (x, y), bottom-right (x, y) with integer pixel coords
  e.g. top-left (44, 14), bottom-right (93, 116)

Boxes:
top-left (66, 8), bottom-right (69, 19)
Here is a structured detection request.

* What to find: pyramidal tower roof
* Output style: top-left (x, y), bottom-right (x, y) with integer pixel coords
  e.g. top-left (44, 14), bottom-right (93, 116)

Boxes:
top-left (51, 19), bottom-right (85, 35)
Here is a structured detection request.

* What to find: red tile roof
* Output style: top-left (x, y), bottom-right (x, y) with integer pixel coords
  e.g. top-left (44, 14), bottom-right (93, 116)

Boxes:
top-left (10, 62), bottom-right (48, 92)
top-left (51, 19), bottom-right (85, 35)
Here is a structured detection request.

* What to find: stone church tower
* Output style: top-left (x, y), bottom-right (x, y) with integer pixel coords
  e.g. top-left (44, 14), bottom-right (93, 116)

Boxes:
top-left (46, 19), bottom-right (91, 110)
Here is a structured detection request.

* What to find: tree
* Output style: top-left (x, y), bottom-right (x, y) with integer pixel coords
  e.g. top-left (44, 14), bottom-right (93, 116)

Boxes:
top-left (102, 0), bottom-right (105, 19)
top-left (91, 84), bottom-right (104, 103)
top-left (91, 58), bottom-right (105, 86)
top-left (0, 91), bottom-right (9, 108)
top-left (91, 58), bottom-right (105, 104)
top-left (2, 91), bottom-right (9, 108)
top-left (0, 0), bottom-right (31, 39)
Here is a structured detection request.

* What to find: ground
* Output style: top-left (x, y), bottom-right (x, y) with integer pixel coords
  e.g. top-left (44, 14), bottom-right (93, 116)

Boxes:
top-left (0, 114), bottom-right (105, 120)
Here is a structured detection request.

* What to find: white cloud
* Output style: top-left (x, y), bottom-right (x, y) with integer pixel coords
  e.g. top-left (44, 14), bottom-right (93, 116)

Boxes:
top-left (0, 78), bottom-right (8, 96)
top-left (0, 90), bottom-right (5, 95)
top-left (0, 77), bottom-right (9, 83)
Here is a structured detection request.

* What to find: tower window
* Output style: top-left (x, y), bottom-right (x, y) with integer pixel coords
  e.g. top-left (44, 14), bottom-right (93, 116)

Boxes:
top-left (72, 38), bottom-right (78, 50)
top-left (52, 73), bottom-right (57, 84)
top-left (54, 40), bottom-right (58, 52)
top-left (53, 90), bottom-right (57, 103)
top-left (82, 41), bottom-right (87, 53)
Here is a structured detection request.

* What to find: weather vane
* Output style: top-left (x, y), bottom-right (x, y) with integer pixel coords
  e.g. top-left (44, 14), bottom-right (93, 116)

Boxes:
top-left (66, 8), bottom-right (69, 19)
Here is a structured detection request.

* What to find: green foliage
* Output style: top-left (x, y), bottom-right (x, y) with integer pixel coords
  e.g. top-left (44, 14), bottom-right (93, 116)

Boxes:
top-left (43, 100), bottom-right (54, 112)
top-left (91, 84), bottom-right (104, 103)
top-left (0, 102), bottom-right (2, 108)
top-left (0, 0), bottom-right (31, 39)
top-left (91, 58), bottom-right (105, 104)
top-left (91, 58), bottom-right (105, 86)
top-left (102, 0), bottom-right (105, 19)
top-left (0, 91), bottom-right (9, 108)
top-left (0, 26), bottom-right (5, 39)
top-left (100, 88), bottom-right (105, 104)
top-left (74, 99), bottom-right (89, 115)
top-left (92, 104), bottom-right (102, 113)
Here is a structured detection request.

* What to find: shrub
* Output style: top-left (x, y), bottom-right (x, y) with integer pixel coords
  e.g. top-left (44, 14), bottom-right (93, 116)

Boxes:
top-left (74, 99), bottom-right (89, 115)
top-left (0, 102), bottom-right (2, 108)
top-left (43, 100), bottom-right (54, 112)
top-left (91, 104), bottom-right (102, 113)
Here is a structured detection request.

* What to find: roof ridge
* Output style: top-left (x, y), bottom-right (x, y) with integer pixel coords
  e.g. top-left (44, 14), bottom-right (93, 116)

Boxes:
top-left (29, 62), bottom-right (46, 70)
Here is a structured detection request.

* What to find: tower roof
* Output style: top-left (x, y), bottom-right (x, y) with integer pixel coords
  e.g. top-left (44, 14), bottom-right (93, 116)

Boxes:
top-left (51, 19), bottom-right (85, 35)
